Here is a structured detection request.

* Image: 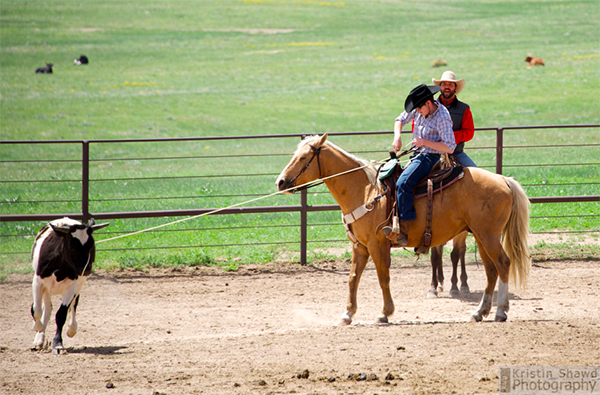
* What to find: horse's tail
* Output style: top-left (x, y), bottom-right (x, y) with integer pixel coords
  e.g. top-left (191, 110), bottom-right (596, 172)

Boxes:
top-left (502, 176), bottom-right (531, 290)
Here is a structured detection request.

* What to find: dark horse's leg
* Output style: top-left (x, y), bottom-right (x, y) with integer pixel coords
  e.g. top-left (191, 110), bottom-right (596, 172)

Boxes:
top-left (450, 232), bottom-right (469, 297)
top-left (429, 244), bottom-right (444, 298)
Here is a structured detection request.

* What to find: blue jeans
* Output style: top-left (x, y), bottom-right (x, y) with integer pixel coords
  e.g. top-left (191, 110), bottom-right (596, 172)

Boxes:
top-left (396, 152), bottom-right (440, 222)
top-left (454, 151), bottom-right (477, 168)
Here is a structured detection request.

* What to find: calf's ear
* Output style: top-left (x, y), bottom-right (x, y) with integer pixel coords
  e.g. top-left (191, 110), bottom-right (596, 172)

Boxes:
top-left (50, 224), bottom-right (72, 234)
top-left (91, 222), bottom-right (110, 232)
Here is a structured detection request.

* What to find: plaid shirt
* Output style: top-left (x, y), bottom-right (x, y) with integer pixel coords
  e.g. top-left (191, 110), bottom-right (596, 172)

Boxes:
top-left (396, 103), bottom-right (456, 154)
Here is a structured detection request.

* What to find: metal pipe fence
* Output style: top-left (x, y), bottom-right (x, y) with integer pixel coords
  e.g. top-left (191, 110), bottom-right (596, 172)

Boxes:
top-left (1, 125), bottom-right (599, 265)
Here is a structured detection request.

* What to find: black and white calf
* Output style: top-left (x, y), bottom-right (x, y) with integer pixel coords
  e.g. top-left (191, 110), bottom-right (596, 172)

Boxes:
top-left (31, 217), bottom-right (109, 352)
top-left (74, 55), bottom-right (89, 65)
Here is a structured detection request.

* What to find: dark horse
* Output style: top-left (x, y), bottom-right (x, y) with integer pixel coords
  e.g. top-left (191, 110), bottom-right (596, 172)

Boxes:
top-left (276, 134), bottom-right (530, 323)
top-left (429, 231), bottom-right (470, 298)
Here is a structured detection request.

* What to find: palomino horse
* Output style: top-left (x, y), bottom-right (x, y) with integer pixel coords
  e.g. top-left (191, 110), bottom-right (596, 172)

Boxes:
top-left (429, 231), bottom-right (470, 298)
top-left (276, 134), bottom-right (530, 324)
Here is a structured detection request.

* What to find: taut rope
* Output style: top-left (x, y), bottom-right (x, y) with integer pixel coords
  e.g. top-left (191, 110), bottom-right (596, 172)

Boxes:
top-left (96, 143), bottom-right (415, 245)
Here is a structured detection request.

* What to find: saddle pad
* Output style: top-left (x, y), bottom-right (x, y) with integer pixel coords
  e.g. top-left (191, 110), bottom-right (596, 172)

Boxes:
top-left (378, 158), bottom-right (398, 180)
top-left (414, 166), bottom-right (464, 198)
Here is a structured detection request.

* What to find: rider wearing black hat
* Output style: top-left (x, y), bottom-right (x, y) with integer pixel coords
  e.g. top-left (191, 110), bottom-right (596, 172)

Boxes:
top-left (384, 84), bottom-right (456, 246)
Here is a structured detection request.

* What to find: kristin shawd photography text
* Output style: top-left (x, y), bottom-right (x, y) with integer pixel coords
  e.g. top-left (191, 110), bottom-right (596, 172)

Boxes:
top-left (500, 367), bottom-right (599, 394)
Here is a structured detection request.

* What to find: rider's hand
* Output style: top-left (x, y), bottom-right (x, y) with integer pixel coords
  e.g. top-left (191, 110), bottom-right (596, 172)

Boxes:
top-left (412, 138), bottom-right (425, 148)
top-left (393, 137), bottom-right (402, 152)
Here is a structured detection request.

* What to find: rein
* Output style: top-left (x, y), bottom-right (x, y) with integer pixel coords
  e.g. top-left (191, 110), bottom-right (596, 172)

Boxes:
top-left (287, 144), bottom-right (324, 191)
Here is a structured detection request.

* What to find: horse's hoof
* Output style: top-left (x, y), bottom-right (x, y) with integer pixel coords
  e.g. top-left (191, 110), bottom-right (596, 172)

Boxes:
top-left (495, 312), bottom-right (508, 322)
top-left (339, 312), bottom-right (352, 326)
top-left (470, 313), bottom-right (483, 322)
top-left (449, 290), bottom-right (460, 298)
top-left (427, 290), bottom-right (438, 298)
top-left (460, 286), bottom-right (471, 294)
top-left (437, 284), bottom-right (444, 293)
top-left (375, 315), bottom-right (388, 324)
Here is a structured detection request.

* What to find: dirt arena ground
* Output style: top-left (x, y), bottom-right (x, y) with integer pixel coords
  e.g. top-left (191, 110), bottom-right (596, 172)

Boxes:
top-left (1, 255), bottom-right (599, 395)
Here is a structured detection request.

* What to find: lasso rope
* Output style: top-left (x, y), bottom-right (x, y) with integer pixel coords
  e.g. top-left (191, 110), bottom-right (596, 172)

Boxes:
top-left (95, 142), bottom-right (416, 245)
top-left (96, 159), bottom-right (381, 245)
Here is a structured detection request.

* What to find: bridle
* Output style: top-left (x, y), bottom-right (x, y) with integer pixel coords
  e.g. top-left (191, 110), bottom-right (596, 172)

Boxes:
top-left (286, 144), bottom-right (324, 192)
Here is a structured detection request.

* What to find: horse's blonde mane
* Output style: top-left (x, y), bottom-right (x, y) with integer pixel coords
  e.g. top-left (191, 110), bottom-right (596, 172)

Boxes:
top-left (298, 135), bottom-right (378, 185)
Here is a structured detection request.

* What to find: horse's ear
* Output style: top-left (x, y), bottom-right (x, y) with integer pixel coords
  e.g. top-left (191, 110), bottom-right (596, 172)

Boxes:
top-left (318, 133), bottom-right (328, 147)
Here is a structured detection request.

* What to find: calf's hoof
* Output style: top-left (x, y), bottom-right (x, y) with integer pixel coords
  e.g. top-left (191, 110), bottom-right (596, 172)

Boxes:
top-left (67, 325), bottom-right (77, 338)
top-left (32, 332), bottom-right (45, 350)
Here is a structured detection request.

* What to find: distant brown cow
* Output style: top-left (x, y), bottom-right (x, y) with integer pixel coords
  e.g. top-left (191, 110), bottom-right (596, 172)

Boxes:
top-left (525, 56), bottom-right (545, 66)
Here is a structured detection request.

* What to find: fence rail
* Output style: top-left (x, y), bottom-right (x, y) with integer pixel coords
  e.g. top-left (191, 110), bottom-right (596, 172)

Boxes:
top-left (2, 125), bottom-right (599, 265)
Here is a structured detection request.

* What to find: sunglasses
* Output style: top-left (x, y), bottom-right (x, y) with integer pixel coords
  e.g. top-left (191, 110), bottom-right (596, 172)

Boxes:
top-left (415, 102), bottom-right (427, 111)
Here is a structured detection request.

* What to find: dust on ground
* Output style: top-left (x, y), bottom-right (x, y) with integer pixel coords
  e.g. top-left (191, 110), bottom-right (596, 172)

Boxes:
top-left (1, 256), bottom-right (599, 395)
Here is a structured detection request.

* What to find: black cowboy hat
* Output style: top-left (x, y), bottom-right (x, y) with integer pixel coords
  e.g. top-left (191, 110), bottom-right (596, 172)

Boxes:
top-left (404, 84), bottom-right (441, 112)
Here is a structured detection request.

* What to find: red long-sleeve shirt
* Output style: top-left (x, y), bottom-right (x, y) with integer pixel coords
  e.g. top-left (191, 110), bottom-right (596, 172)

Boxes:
top-left (439, 96), bottom-right (475, 143)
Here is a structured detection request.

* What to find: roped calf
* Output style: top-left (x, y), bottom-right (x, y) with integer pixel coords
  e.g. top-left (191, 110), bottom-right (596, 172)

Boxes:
top-left (31, 217), bottom-right (109, 353)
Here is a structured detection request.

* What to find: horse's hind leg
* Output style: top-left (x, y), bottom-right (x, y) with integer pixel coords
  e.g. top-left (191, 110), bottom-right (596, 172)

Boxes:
top-left (429, 245), bottom-right (444, 298)
top-left (471, 236), bottom-right (498, 322)
top-left (472, 234), bottom-right (511, 322)
top-left (340, 243), bottom-right (370, 325)
top-left (495, 278), bottom-right (509, 322)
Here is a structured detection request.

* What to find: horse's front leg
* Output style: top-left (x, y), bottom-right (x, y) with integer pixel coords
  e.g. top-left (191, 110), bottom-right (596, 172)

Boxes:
top-left (369, 242), bottom-right (395, 324)
top-left (340, 243), bottom-right (370, 325)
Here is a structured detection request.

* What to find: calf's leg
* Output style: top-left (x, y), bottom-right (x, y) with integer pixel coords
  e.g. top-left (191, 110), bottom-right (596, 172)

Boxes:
top-left (66, 295), bottom-right (79, 338)
top-left (53, 303), bottom-right (70, 351)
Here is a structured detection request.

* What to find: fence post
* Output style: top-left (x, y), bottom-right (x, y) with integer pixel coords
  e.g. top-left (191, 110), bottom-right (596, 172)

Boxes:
top-left (496, 127), bottom-right (504, 175)
top-left (82, 141), bottom-right (90, 223)
top-left (300, 189), bottom-right (308, 265)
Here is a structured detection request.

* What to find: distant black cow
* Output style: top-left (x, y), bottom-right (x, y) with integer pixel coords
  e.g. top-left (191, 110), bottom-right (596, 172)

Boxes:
top-left (74, 55), bottom-right (89, 65)
top-left (30, 217), bottom-right (109, 353)
top-left (35, 63), bottom-right (53, 74)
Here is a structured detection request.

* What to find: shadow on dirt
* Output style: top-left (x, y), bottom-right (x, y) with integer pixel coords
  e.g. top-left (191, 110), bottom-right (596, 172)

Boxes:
top-left (69, 345), bottom-right (130, 355)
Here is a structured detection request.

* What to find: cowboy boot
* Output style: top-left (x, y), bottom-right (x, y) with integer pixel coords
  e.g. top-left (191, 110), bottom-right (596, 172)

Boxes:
top-left (382, 217), bottom-right (408, 246)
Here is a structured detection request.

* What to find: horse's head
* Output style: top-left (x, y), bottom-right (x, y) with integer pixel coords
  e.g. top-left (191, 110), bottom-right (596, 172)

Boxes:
top-left (276, 133), bottom-right (328, 194)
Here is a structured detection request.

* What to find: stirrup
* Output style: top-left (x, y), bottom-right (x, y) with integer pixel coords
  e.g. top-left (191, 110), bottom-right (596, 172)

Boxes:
top-left (382, 226), bottom-right (408, 246)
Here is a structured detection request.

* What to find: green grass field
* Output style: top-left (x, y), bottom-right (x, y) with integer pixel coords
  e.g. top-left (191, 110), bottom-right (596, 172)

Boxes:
top-left (1, 0), bottom-right (599, 275)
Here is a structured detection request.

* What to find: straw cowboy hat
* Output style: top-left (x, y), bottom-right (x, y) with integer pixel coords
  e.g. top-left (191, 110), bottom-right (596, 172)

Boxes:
top-left (404, 84), bottom-right (441, 112)
top-left (432, 71), bottom-right (465, 95)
